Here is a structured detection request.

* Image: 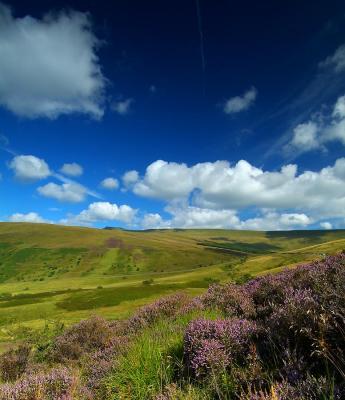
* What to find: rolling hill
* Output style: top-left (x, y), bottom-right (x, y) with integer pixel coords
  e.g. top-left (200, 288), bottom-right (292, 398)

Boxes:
top-left (0, 222), bottom-right (344, 348)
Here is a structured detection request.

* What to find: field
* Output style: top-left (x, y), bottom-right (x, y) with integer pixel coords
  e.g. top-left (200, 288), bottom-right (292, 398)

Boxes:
top-left (0, 222), bottom-right (345, 348)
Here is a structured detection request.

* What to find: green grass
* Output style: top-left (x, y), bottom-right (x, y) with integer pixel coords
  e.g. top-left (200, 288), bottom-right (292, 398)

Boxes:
top-left (103, 310), bottom-right (219, 400)
top-left (0, 222), bottom-right (344, 348)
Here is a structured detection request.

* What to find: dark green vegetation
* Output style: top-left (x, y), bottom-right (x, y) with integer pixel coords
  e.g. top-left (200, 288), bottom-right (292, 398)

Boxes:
top-left (0, 222), bottom-right (345, 349)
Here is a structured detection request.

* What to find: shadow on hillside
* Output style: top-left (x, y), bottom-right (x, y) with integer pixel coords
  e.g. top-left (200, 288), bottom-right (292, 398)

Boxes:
top-left (265, 230), bottom-right (330, 243)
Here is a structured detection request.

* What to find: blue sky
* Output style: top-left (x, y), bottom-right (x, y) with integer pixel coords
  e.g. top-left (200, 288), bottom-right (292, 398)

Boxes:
top-left (1, 0), bottom-right (345, 230)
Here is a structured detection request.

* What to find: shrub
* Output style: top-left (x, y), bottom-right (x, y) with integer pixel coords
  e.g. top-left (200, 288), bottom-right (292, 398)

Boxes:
top-left (183, 254), bottom-right (345, 396)
top-left (127, 292), bottom-right (190, 332)
top-left (0, 345), bottom-right (30, 382)
top-left (247, 376), bottom-right (345, 400)
top-left (142, 278), bottom-right (154, 285)
top-left (0, 367), bottom-right (77, 400)
top-left (81, 336), bottom-right (129, 391)
top-left (184, 318), bottom-right (258, 377)
top-left (49, 316), bottom-right (115, 362)
top-left (200, 283), bottom-right (256, 318)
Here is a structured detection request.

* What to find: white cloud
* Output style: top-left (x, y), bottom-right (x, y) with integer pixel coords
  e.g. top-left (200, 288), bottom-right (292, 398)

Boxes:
top-left (134, 160), bottom-right (193, 200)
top-left (140, 208), bottom-right (311, 231)
top-left (101, 177), bottom-right (119, 190)
top-left (319, 44), bottom-right (345, 73)
top-left (320, 221), bottom-right (332, 230)
top-left (132, 157), bottom-right (345, 221)
top-left (290, 122), bottom-right (320, 152)
top-left (69, 201), bottom-right (136, 224)
top-left (224, 87), bottom-right (257, 114)
top-left (37, 182), bottom-right (87, 202)
top-left (238, 212), bottom-right (311, 231)
top-left (141, 213), bottom-right (169, 229)
top-left (9, 212), bottom-right (49, 223)
top-left (111, 98), bottom-right (133, 115)
top-left (332, 95), bottom-right (345, 119)
top-left (278, 213), bottom-right (310, 227)
top-left (60, 163), bottom-right (83, 177)
top-left (168, 206), bottom-right (240, 229)
top-left (122, 170), bottom-right (139, 188)
top-left (287, 94), bottom-right (345, 153)
top-left (0, 3), bottom-right (105, 119)
top-left (9, 155), bottom-right (50, 182)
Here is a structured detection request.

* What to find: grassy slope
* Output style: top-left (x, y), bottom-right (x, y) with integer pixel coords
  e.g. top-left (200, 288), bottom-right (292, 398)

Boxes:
top-left (0, 222), bottom-right (344, 347)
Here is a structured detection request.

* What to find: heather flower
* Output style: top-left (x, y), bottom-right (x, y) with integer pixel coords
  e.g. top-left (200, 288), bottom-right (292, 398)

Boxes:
top-left (82, 336), bottom-right (128, 391)
top-left (184, 318), bottom-right (258, 377)
top-left (200, 283), bottom-right (256, 318)
top-left (268, 288), bottom-right (320, 337)
top-left (0, 345), bottom-right (30, 382)
top-left (191, 339), bottom-right (229, 376)
top-left (49, 315), bottom-right (115, 362)
top-left (127, 292), bottom-right (190, 332)
top-left (0, 367), bottom-right (76, 400)
top-left (247, 375), bottom-right (343, 400)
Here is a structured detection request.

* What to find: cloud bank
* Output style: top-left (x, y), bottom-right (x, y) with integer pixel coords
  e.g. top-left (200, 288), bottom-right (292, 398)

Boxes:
top-left (132, 157), bottom-right (345, 223)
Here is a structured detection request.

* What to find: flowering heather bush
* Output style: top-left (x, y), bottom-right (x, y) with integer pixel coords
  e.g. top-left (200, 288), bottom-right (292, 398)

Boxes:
top-left (200, 283), bottom-right (256, 318)
top-left (184, 318), bottom-right (258, 376)
top-left (81, 336), bottom-right (129, 391)
top-left (0, 367), bottom-right (76, 400)
top-left (183, 253), bottom-right (345, 396)
top-left (49, 315), bottom-right (115, 362)
top-left (0, 345), bottom-right (30, 382)
top-left (248, 376), bottom-right (345, 400)
top-left (267, 287), bottom-right (320, 340)
top-left (127, 292), bottom-right (190, 332)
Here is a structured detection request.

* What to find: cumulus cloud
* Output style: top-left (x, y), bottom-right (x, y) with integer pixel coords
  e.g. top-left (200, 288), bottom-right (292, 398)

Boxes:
top-left (140, 207), bottom-right (311, 231)
top-left (289, 122), bottom-right (320, 152)
top-left (168, 206), bottom-right (240, 229)
top-left (9, 212), bottom-right (49, 223)
top-left (0, 3), bottom-right (105, 119)
top-left (37, 182), bottom-right (87, 202)
top-left (60, 163), bottom-right (83, 177)
top-left (141, 213), bottom-right (169, 229)
top-left (111, 98), bottom-right (133, 115)
top-left (287, 94), bottom-right (345, 153)
top-left (224, 87), bottom-right (257, 114)
top-left (132, 157), bottom-right (345, 221)
top-left (320, 221), bottom-right (332, 230)
top-left (332, 95), bottom-right (345, 119)
top-left (238, 212), bottom-right (311, 231)
top-left (134, 160), bottom-right (193, 200)
top-left (9, 155), bottom-right (51, 182)
top-left (100, 177), bottom-right (119, 190)
top-left (67, 201), bottom-right (136, 225)
top-left (319, 44), bottom-right (345, 73)
top-left (122, 170), bottom-right (139, 188)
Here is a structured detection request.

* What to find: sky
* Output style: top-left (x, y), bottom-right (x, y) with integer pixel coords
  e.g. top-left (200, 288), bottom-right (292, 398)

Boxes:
top-left (1, 0), bottom-right (345, 231)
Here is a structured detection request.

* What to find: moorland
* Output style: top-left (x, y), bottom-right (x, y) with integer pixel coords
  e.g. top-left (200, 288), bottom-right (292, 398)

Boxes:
top-left (0, 223), bottom-right (343, 398)
top-left (0, 222), bottom-right (345, 350)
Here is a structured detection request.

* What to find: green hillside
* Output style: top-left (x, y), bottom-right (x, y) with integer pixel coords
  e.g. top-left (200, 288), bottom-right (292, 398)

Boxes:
top-left (0, 222), bottom-right (344, 348)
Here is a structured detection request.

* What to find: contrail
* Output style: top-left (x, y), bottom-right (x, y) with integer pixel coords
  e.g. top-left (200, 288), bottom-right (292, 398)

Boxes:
top-left (0, 134), bottom-right (17, 156)
top-left (53, 172), bottom-right (102, 200)
top-left (195, 0), bottom-right (206, 95)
